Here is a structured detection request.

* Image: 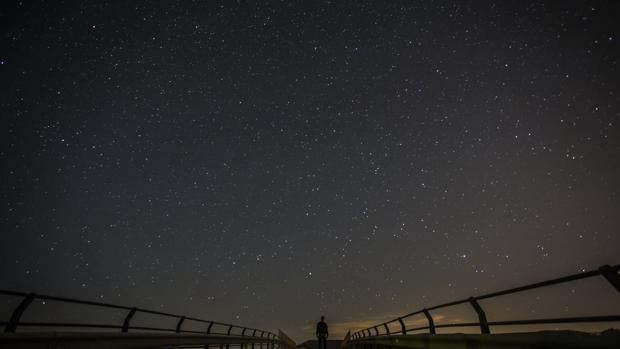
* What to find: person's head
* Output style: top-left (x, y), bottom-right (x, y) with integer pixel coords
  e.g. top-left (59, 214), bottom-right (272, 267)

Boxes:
top-left (321, 316), bottom-right (325, 321)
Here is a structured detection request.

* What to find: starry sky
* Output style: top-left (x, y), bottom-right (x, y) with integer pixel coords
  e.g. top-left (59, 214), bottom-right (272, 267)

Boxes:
top-left (1, 0), bottom-right (620, 342)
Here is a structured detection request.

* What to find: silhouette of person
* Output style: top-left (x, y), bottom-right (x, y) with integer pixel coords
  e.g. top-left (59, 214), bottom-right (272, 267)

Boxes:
top-left (316, 316), bottom-right (328, 349)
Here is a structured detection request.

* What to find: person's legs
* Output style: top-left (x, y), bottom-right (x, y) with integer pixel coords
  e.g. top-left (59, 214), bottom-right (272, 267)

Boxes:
top-left (320, 336), bottom-right (326, 349)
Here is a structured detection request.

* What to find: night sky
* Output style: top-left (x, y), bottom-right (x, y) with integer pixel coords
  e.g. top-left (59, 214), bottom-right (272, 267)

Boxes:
top-left (2, 1), bottom-right (620, 342)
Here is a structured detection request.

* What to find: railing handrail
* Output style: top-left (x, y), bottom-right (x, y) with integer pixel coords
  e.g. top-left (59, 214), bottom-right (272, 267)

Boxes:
top-left (350, 264), bottom-right (620, 339)
top-left (0, 288), bottom-right (277, 339)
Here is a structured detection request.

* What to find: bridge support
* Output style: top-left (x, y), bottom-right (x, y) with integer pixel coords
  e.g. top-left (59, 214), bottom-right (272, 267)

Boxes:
top-left (176, 316), bottom-right (186, 333)
top-left (600, 265), bottom-right (620, 292)
top-left (397, 317), bottom-right (406, 335)
top-left (121, 307), bottom-right (137, 332)
top-left (422, 308), bottom-right (435, 334)
top-left (383, 322), bottom-right (389, 335)
top-left (468, 298), bottom-right (490, 334)
top-left (5, 293), bottom-right (35, 333)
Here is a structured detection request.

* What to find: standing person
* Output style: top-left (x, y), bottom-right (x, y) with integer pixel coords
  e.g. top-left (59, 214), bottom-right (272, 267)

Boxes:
top-left (316, 316), bottom-right (328, 349)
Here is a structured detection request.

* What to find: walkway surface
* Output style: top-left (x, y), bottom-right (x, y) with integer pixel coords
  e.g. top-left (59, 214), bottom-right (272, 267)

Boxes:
top-left (297, 339), bottom-right (342, 349)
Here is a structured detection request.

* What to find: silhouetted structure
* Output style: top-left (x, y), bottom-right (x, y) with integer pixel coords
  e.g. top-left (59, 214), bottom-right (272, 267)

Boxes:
top-left (343, 264), bottom-right (620, 349)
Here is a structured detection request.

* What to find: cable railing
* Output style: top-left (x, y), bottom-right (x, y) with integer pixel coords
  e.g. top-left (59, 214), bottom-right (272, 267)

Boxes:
top-left (0, 289), bottom-right (289, 349)
top-left (349, 264), bottom-right (620, 340)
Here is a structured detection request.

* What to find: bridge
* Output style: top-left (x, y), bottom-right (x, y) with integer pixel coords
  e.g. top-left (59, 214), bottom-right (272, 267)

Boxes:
top-left (1, 264), bottom-right (619, 348)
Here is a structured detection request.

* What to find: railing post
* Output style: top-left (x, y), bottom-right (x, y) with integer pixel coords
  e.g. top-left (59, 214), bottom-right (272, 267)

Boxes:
top-left (5, 293), bottom-right (36, 333)
top-left (366, 328), bottom-right (372, 337)
top-left (207, 321), bottom-right (214, 334)
top-left (224, 325), bottom-right (233, 349)
top-left (422, 309), bottom-right (435, 334)
top-left (600, 265), bottom-right (620, 292)
top-left (468, 297), bottom-right (490, 334)
top-left (122, 307), bottom-right (137, 332)
top-left (373, 326), bottom-right (379, 336)
top-left (397, 317), bottom-right (406, 335)
top-left (383, 323), bottom-right (390, 335)
top-left (176, 316), bottom-right (186, 333)
top-left (242, 327), bottom-right (247, 336)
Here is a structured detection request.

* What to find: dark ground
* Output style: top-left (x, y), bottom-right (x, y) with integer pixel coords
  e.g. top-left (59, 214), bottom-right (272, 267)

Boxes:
top-left (297, 339), bottom-right (343, 349)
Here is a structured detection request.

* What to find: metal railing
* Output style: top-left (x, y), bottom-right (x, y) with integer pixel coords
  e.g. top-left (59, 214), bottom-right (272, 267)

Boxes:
top-left (349, 264), bottom-right (620, 340)
top-left (0, 289), bottom-right (290, 349)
